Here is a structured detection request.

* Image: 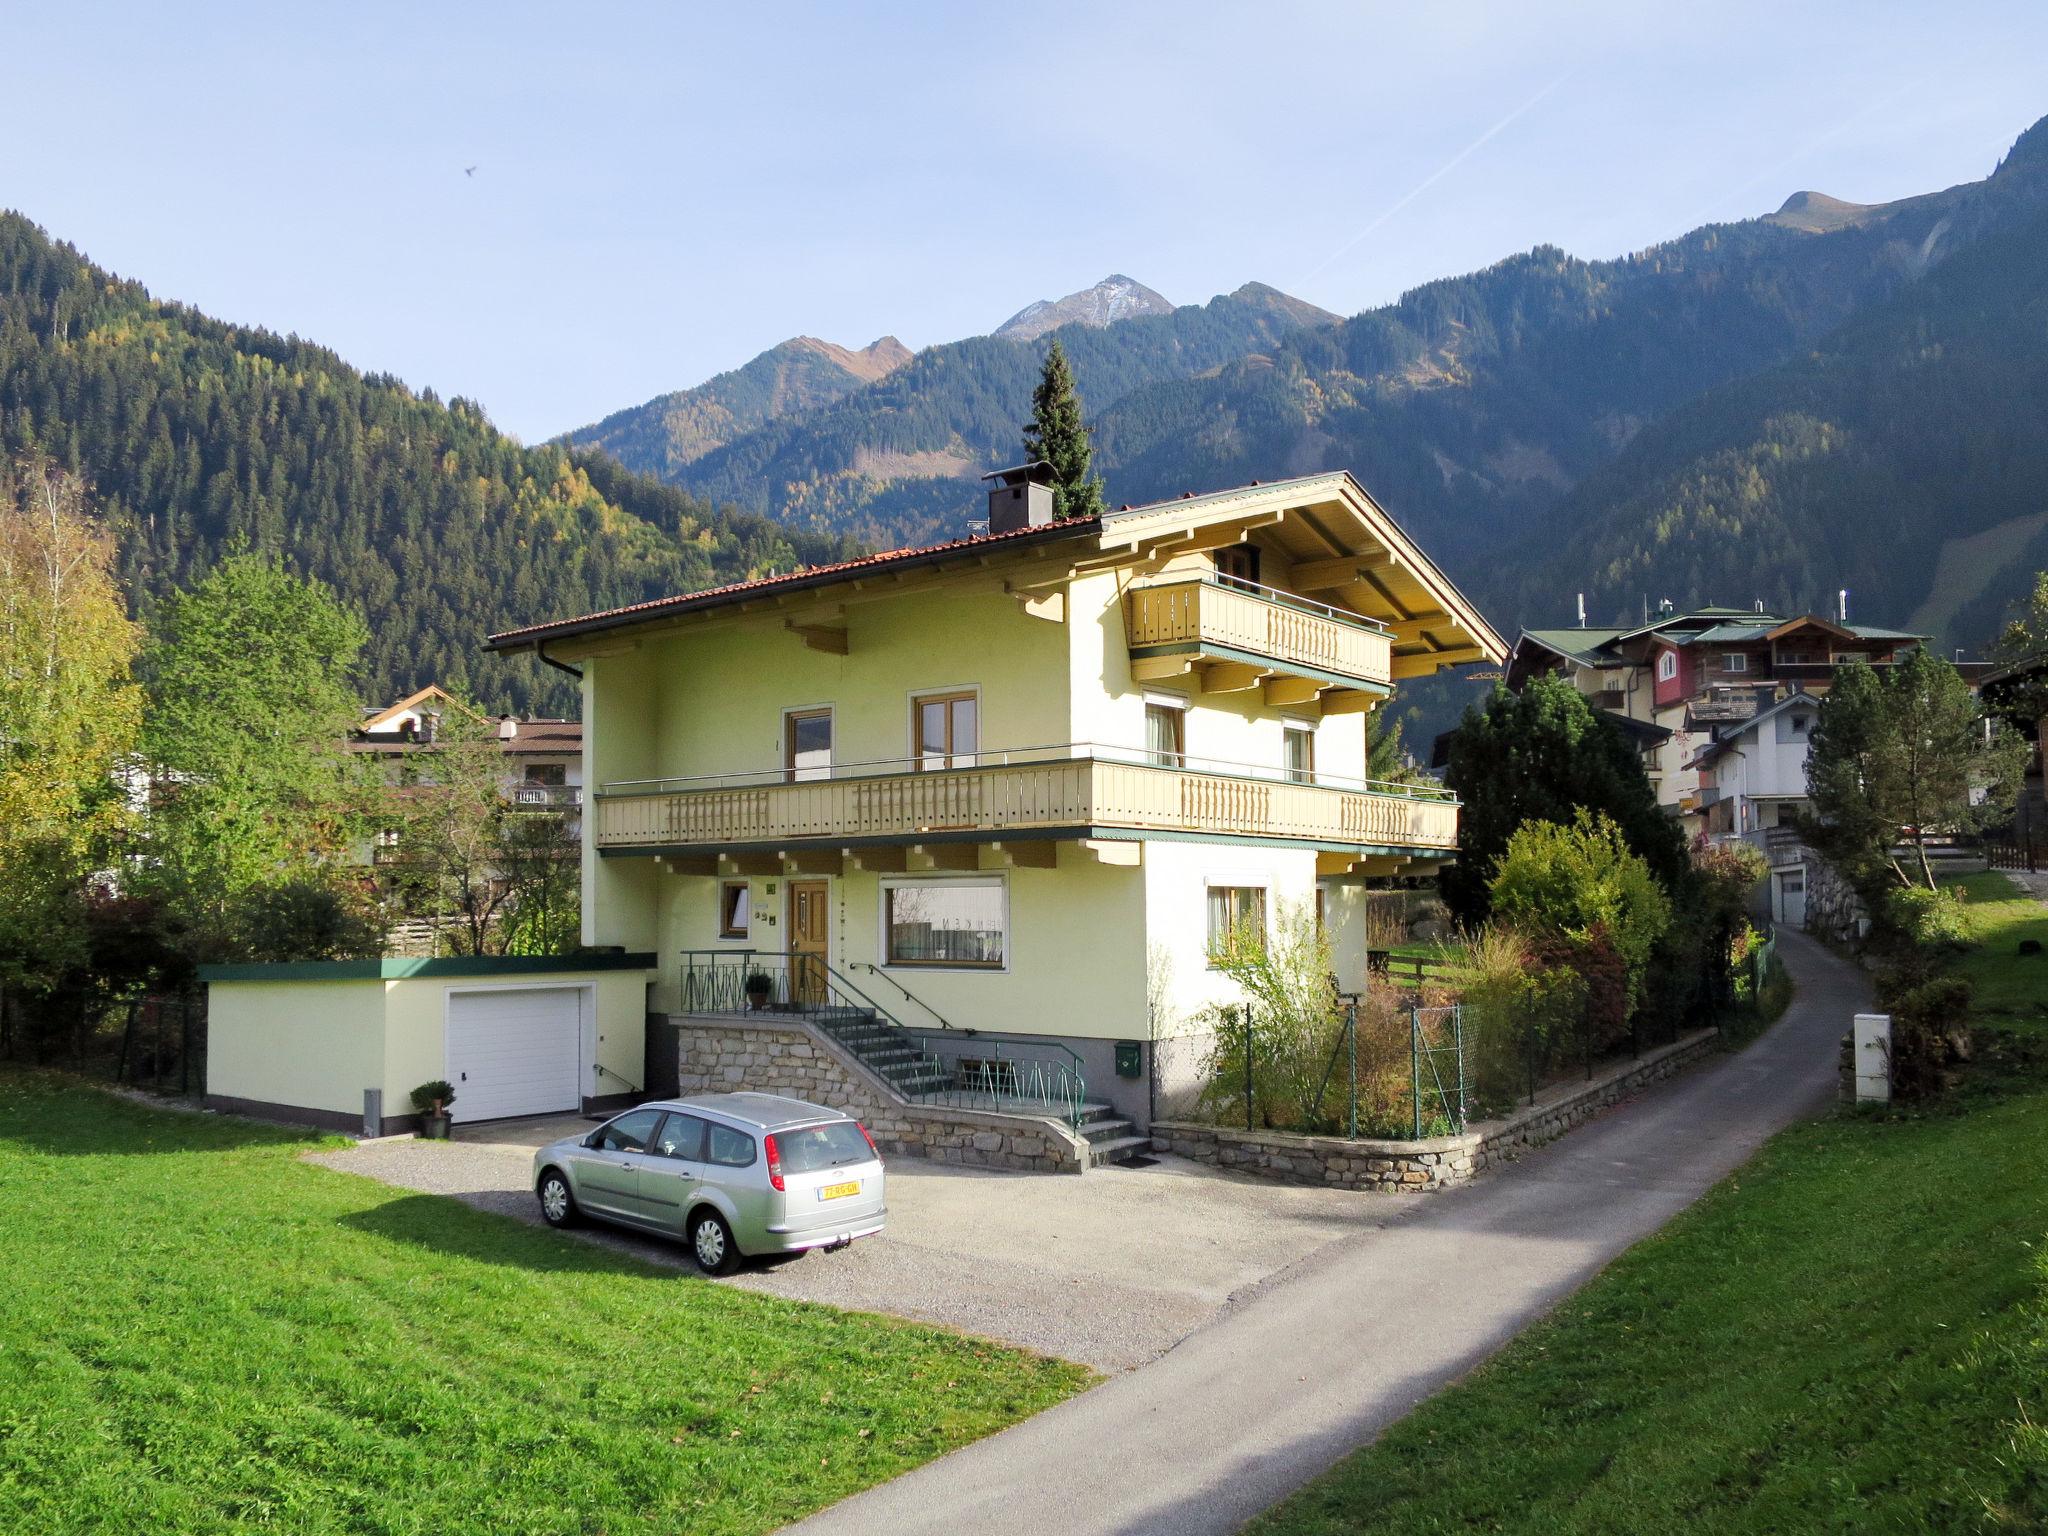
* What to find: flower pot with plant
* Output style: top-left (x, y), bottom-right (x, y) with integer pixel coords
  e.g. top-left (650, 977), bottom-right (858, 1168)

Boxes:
top-left (744, 972), bottom-right (774, 1010)
top-left (411, 1080), bottom-right (457, 1139)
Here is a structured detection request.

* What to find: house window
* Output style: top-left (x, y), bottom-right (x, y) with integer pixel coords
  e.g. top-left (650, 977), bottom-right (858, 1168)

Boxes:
top-left (1145, 695), bottom-right (1186, 768)
top-left (1206, 885), bottom-right (1266, 959)
top-left (884, 877), bottom-right (1006, 968)
top-left (1721, 653), bottom-right (1749, 673)
top-left (785, 709), bottom-right (832, 782)
top-left (1657, 651), bottom-right (1678, 682)
top-left (913, 691), bottom-right (978, 770)
top-left (1790, 713), bottom-right (1811, 735)
top-left (718, 882), bottom-right (751, 939)
top-left (1214, 543), bottom-right (1262, 592)
top-left (1779, 651), bottom-right (1813, 665)
top-left (1283, 719), bottom-right (1315, 784)
top-left (1834, 651), bottom-right (1869, 666)
top-left (525, 762), bottom-right (567, 787)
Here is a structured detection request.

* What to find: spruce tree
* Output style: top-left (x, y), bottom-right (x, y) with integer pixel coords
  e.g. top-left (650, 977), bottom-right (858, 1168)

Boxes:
top-left (1022, 340), bottom-right (1105, 520)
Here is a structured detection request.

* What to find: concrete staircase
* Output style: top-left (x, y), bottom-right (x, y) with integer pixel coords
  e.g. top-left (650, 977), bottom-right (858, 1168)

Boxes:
top-left (1075, 1102), bottom-right (1150, 1167)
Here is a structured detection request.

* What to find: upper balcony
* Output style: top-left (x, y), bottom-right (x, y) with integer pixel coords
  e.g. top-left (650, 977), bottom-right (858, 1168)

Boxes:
top-left (593, 744), bottom-right (1458, 864)
top-left (1125, 575), bottom-right (1392, 700)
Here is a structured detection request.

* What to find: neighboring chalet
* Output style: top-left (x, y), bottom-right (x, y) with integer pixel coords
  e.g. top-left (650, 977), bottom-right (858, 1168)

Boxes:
top-left (1507, 605), bottom-right (1925, 835)
top-left (349, 685), bottom-right (585, 844)
top-left (478, 471), bottom-right (1505, 1134)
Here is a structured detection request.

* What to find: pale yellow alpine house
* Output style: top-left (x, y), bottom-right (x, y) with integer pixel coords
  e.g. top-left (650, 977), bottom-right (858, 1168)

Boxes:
top-left (487, 471), bottom-right (1503, 1124)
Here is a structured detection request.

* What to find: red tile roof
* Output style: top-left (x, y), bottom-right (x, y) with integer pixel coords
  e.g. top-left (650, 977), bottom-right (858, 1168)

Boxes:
top-left (484, 513), bottom-right (1102, 652)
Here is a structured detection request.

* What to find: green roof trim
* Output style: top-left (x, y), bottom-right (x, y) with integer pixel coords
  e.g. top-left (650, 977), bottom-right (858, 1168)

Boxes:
top-left (199, 953), bottom-right (657, 983)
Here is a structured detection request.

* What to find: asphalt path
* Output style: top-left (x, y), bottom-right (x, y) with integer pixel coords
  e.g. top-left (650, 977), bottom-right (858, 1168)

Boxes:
top-left (783, 927), bottom-right (1865, 1536)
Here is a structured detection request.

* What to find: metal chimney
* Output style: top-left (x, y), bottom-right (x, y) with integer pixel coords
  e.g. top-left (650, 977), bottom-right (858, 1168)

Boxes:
top-left (1838, 588), bottom-right (1849, 623)
top-left (1576, 592), bottom-right (1586, 627)
top-left (981, 461), bottom-right (1055, 535)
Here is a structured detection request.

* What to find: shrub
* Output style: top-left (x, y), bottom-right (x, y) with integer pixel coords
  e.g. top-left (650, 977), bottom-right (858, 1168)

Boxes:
top-left (1489, 810), bottom-right (1671, 1020)
top-left (1453, 924), bottom-right (1589, 1114)
top-left (1201, 902), bottom-right (1341, 1128)
top-left (1885, 886), bottom-right (1971, 951)
top-left (1883, 976), bottom-right (1975, 1100)
top-left (410, 1079), bottom-right (456, 1115)
top-left (232, 877), bottom-right (384, 963)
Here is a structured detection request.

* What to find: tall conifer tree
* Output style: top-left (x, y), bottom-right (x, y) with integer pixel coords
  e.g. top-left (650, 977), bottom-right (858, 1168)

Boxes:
top-left (1022, 340), bottom-right (1105, 521)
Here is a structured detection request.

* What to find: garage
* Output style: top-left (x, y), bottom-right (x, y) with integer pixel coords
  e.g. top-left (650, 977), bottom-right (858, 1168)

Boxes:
top-left (199, 953), bottom-right (654, 1135)
top-left (446, 986), bottom-right (586, 1122)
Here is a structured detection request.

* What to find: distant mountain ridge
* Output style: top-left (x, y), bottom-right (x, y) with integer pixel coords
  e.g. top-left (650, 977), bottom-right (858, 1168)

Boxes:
top-left (565, 332), bottom-right (910, 478)
top-left (992, 274), bottom-right (1176, 342)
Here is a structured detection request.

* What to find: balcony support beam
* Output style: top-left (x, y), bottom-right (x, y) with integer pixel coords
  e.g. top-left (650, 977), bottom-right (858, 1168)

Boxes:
top-left (1199, 661), bottom-right (1266, 694)
top-left (1078, 838), bottom-right (1143, 867)
top-left (845, 846), bottom-right (908, 873)
top-left (982, 840), bottom-right (1059, 870)
top-left (1003, 582), bottom-right (1066, 623)
top-left (908, 843), bottom-right (979, 872)
top-left (1320, 689), bottom-right (1380, 715)
top-left (1393, 646), bottom-right (1485, 679)
top-left (779, 849), bottom-right (844, 876)
top-left (1131, 654), bottom-right (1196, 683)
top-left (785, 619), bottom-right (849, 654)
top-left (1261, 676), bottom-right (1324, 707)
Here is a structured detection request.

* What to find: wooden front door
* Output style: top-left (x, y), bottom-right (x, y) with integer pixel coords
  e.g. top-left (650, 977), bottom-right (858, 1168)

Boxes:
top-left (787, 880), bottom-right (830, 1005)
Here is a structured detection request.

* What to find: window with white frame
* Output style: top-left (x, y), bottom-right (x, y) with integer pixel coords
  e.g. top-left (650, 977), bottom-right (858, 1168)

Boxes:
top-left (1206, 885), bottom-right (1266, 961)
top-left (883, 876), bottom-right (1006, 968)
top-left (1657, 650), bottom-right (1678, 682)
top-left (1721, 652), bottom-right (1749, 673)
top-left (1144, 692), bottom-right (1187, 768)
top-left (1283, 719), bottom-right (1315, 784)
top-left (718, 881), bottom-right (751, 939)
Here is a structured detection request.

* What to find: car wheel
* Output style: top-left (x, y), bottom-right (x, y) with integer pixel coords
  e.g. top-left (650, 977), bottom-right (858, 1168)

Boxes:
top-left (537, 1169), bottom-right (581, 1228)
top-left (688, 1208), bottom-right (741, 1276)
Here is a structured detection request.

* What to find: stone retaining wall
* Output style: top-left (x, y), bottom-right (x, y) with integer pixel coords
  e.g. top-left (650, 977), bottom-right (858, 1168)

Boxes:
top-left (650, 1015), bottom-right (1085, 1174)
top-left (1151, 1027), bottom-right (1719, 1192)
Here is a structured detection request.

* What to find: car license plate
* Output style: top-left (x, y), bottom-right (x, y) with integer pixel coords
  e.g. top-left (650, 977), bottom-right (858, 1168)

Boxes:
top-left (817, 1180), bottom-right (860, 1201)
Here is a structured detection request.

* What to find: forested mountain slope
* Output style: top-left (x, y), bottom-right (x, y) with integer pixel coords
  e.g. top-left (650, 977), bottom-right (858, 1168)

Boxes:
top-left (654, 281), bottom-right (1343, 547)
top-left (1511, 186), bottom-right (2048, 639)
top-left (0, 214), bottom-right (856, 713)
top-left (566, 333), bottom-right (910, 479)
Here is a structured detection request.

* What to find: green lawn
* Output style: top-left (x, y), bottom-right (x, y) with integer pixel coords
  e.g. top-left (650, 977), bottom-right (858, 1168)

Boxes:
top-left (0, 1073), bottom-right (1089, 1535)
top-left (1947, 870), bottom-right (2048, 1032)
top-left (1253, 904), bottom-right (2048, 1534)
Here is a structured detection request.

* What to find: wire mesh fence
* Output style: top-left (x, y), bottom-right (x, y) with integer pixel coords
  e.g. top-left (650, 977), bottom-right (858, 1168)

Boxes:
top-left (0, 991), bottom-right (207, 1096)
top-left (1150, 995), bottom-right (1470, 1140)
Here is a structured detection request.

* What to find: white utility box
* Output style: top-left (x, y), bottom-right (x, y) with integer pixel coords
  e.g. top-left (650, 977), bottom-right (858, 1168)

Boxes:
top-left (1852, 1013), bottom-right (1892, 1103)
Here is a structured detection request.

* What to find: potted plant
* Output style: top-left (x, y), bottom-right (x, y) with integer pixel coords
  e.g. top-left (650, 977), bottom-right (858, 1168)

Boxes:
top-left (744, 972), bottom-right (774, 1011)
top-left (412, 1080), bottom-right (457, 1139)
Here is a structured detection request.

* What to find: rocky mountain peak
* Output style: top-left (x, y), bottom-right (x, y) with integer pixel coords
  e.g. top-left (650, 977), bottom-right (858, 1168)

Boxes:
top-left (992, 274), bottom-right (1175, 343)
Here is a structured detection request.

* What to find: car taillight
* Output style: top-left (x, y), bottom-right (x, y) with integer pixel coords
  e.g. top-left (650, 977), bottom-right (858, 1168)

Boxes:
top-left (856, 1121), bottom-right (878, 1158)
top-left (763, 1133), bottom-right (784, 1192)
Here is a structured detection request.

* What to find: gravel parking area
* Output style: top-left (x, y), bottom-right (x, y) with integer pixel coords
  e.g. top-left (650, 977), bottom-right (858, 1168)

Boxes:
top-left (308, 1123), bottom-right (1404, 1372)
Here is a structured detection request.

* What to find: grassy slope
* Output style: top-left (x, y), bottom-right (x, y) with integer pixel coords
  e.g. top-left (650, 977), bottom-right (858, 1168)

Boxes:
top-left (0, 1075), bottom-right (1088, 1535)
top-left (1253, 921), bottom-right (2048, 1533)
top-left (1948, 871), bottom-right (2048, 1033)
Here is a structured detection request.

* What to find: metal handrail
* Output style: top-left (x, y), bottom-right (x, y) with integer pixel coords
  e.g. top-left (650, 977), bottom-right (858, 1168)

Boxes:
top-left (851, 962), bottom-right (959, 1032)
top-left (603, 741), bottom-right (1456, 803)
top-left (1130, 570), bottom-right (1395, 635)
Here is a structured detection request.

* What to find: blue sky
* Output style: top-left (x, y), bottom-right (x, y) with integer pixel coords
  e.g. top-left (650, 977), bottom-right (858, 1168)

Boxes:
top-left (7, 2), bottom-right (2044, 442)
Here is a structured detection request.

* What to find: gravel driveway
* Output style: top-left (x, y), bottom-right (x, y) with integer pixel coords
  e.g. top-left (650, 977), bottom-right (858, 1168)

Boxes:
top-left (307, 1130), bottom-right (1404, 1371)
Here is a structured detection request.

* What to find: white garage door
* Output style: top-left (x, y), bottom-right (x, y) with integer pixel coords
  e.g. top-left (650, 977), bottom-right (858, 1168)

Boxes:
top-left (446, 988), bottom-right (584, 1122)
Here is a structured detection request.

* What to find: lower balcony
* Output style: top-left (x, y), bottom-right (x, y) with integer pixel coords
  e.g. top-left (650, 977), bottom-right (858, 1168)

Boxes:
top-left (593, 745), bottom-right (1458, 861)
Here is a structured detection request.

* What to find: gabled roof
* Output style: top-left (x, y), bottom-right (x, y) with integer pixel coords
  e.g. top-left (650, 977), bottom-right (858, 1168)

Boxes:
top-left (360, 684), bottom-right (472, 731)
top-left (1687, 690), bottom-right (1821, 767)
top-left (484, 470), bottom-right (1506, 676)
top-left (1517, 628), bottom-right (1632, 668)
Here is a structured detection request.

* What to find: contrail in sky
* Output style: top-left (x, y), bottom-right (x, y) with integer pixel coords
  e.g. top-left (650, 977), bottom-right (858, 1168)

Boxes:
top-left (1297, 72), bottom-right (1573, 288)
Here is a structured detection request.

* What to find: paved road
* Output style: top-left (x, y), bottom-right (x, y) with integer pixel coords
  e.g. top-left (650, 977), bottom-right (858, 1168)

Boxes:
top-left (785, 927), bottom-right (1866, 1536)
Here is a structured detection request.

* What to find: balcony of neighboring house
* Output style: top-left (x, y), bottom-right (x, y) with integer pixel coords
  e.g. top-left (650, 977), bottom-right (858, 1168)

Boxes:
top-left (508, 783), bottom-right (584, 810)
top-left (1123, 574), bottom-right (1392, 704)
top-left (591, 744), bottom-right (1459, 862)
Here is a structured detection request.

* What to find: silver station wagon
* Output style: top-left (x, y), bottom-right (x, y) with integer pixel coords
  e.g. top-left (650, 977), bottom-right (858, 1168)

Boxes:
top-left (531, 1092), bottom-right (886, 1274)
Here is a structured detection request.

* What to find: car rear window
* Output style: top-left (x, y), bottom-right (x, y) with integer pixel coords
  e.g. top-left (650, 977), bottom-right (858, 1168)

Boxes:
top-left (776, 1121), bottom-right (873, 1174)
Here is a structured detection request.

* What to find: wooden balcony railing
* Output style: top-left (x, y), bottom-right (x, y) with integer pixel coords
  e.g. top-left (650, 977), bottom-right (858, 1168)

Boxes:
top-left (594, 748), bottom-right (1457, 854)
top-left (1125, 576), bottom-right (1392, 687)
